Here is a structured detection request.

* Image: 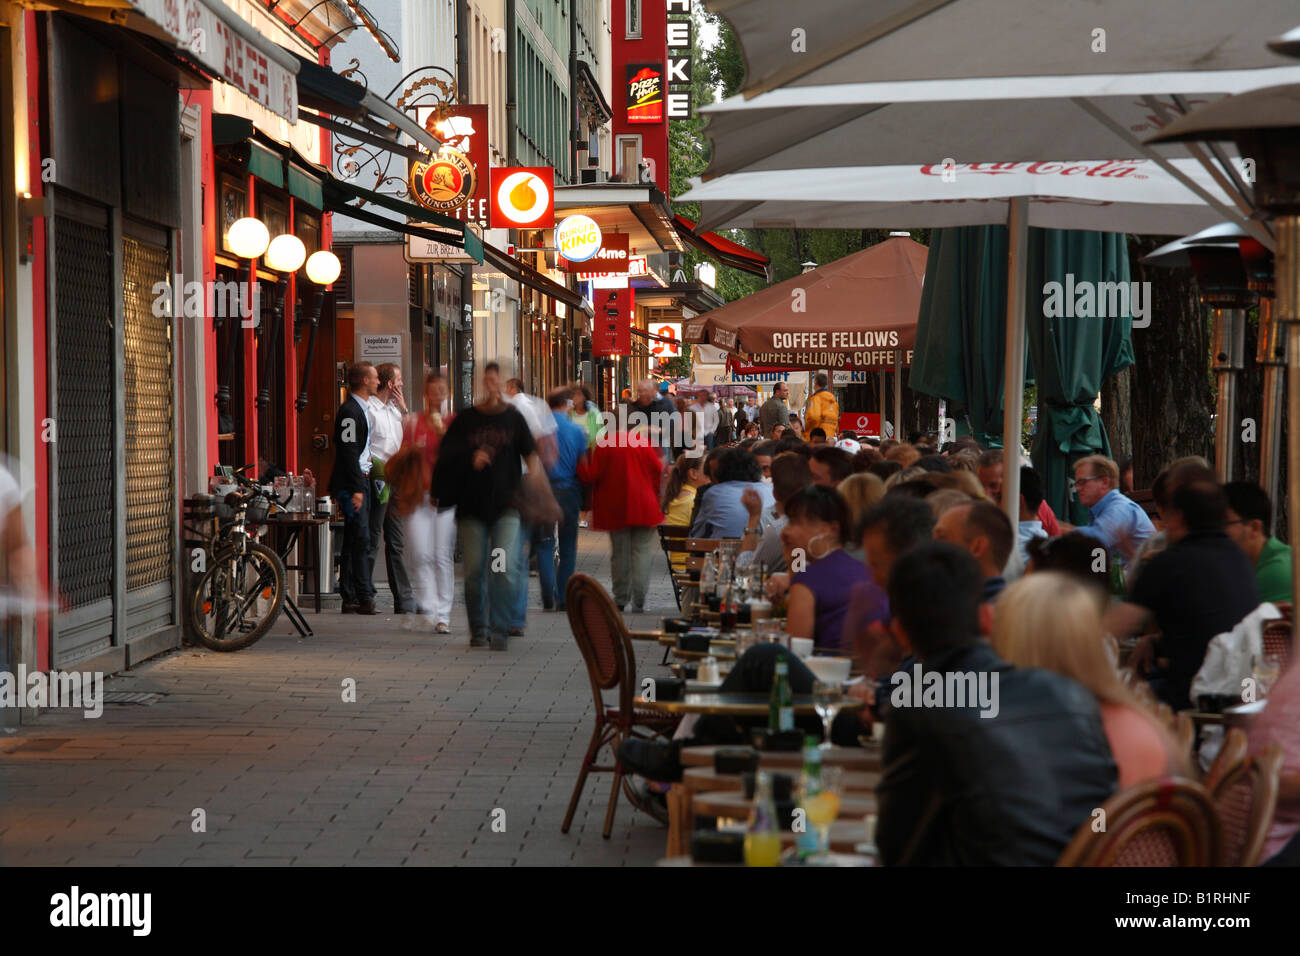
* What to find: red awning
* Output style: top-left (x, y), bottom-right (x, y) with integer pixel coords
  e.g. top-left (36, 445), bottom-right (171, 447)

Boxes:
top-left (672, 215), bottom-right (770, 279)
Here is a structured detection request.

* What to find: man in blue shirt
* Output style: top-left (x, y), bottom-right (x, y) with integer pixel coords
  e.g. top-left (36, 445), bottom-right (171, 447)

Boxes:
top-left (540, 390), bottom-right (590, 611)
top-left (1071, 454), bottom-right (1154, 563)
top-left (690, 448), bottom-right (775, 538)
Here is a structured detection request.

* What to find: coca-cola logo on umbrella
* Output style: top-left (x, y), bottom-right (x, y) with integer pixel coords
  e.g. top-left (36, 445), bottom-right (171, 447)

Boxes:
top-left (918, 159), bottom-right (1147, 178)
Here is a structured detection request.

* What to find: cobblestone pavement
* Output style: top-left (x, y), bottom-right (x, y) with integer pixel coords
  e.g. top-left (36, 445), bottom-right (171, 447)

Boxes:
top-left (0, 530), bottom-right (684, 866)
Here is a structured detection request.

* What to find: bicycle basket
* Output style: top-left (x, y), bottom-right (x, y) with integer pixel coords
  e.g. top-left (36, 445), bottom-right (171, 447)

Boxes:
top-left (246, 495), bottom-right (271, 524)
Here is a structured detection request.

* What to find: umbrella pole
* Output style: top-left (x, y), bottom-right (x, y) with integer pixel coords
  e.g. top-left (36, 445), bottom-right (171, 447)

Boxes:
top-left (1278, 214), bottom-right (1300, 643)
top-left (894, 350), bottom-right (903, 440)
top-left (1001, 197), bottom-right (1029, 531)
top-left (1257, 296), bottom-right (1284, 534)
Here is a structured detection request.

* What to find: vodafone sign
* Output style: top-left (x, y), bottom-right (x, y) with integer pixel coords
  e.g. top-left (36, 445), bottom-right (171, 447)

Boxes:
top-left (556, 215), bottom-right (602, 262)
top-left (489, 167), bottom-right (555, 228)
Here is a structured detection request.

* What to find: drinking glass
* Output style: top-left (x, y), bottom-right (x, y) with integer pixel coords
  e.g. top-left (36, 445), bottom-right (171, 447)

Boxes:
top-left (1254, 653), bottom-right (1282, 697)
top-left (812, 680), bottom-right (843, 750)
top-left (803, 765), bottom-right (843, 860)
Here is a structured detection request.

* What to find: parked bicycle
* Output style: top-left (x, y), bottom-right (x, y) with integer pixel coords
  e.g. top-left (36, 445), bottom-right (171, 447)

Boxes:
top-left (186, 465), bottom-right (288, 651)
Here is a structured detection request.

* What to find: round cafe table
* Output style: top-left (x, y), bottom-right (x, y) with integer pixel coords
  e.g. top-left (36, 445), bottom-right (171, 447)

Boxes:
top-left (692, 789), bottom-right (877, 820)
top-left (683, 766), bottom-right (881, 793)
top-left (680, 743), bottom-right (882, 772)
top-left (634, 692), bottom-right (864, 718)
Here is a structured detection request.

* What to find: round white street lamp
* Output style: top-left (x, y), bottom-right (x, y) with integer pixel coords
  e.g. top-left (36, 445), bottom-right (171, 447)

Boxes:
top-left (227, 217), bottom-right (270, 260)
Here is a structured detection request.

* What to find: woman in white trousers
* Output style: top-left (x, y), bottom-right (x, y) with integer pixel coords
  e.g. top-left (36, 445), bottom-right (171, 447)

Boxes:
top-left (403, 375), bottom-right (456, 632)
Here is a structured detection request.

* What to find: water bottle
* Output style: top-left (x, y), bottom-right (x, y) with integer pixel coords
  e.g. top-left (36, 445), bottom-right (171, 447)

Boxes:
top-left (796, 736), bottom-right (823, 859)
top-left (715, 552), bottom-right (732, 600)
top-left (700, 552), bottom-right (716, 598)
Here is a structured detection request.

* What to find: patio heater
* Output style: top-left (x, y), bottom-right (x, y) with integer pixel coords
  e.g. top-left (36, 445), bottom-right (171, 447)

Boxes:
top-left (1148, 80), bottom-right (1300, 636)
top-left (1239, 238), bottom-right (1282, 528)
top-left (1142, 225), bottom-right (1254, 481)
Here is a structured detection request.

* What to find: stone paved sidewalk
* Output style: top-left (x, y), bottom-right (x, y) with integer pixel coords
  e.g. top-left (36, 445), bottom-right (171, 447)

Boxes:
top-left (0, 530), bottom-right (683, 866)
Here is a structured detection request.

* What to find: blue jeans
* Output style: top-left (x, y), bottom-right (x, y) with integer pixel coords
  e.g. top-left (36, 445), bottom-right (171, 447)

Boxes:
top-left (539, 484), bottom-right (582, 608)
top-left (458, 510), bottom-right (521, 640)
top-left (510, 518), bottom-right (535, 629)
top-left (335, 487), bottom-right (374, 605)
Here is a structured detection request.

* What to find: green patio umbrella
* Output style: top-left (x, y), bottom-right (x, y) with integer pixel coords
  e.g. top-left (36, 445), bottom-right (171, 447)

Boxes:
top-left (1025, 230), bottom-right (1135, 524)
top-left (912, 226), bottom-right (1134, 521)
top-left (911, 226), bottom-right (1020, 449)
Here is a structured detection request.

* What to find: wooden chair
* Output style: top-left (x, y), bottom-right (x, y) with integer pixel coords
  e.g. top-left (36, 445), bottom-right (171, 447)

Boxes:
top-left (1056, 778), bottom-right (1220, 866)
top-left (1203, 727), bottom-right (1249, 791)
top-left (1261, 619), bottom-right (1294, 674)
top-left (561, 574), bottom-right (679, 839)
top-left (658, 524), bottom-right (691, 608)
top-left (1210, 745), bottom-right (1283, 866)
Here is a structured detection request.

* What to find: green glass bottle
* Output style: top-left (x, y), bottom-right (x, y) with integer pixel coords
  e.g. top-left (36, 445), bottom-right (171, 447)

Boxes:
top-left (769, 657), bottom-right (794, 732)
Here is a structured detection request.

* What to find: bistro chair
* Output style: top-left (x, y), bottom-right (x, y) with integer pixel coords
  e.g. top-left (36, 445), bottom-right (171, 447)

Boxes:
top-left (1261, 618), bottom-right (1294, 675)
top-left (561, 574), bottom-right (679, 839)
top-left (1056, 778), bottom-right (1220, 866)
top-left (1210, 746), bottom-right (1283, 867)
top-left (658, 524), bottom-right (691, 608)
top-left (1203, 727), bottom-right (1249, 791)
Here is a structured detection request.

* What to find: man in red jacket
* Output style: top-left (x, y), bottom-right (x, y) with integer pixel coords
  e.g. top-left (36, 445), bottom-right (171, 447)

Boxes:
top-left (579, 425), bottom-right (664, 613)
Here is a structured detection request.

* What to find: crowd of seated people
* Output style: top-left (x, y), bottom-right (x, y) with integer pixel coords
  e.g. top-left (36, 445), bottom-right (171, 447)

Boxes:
top-left (630, 425), bottom-right (1298, 864)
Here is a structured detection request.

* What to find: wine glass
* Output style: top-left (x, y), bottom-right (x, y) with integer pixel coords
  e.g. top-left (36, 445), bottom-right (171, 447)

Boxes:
top-left (803, 765), bottom-right (843, 861)
top-left (812, 680), bottom-right (843, 750)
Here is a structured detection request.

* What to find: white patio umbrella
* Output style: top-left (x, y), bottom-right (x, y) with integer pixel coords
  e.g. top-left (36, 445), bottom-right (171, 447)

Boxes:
top-left (680, 160), bottom-right (1248, 525)
top-left (677, 11), bottom-right (1300, 524)
top-left (705, 0), bottom-right (1300, 99)
top-left (684, 159), bottom-right (1241, 235)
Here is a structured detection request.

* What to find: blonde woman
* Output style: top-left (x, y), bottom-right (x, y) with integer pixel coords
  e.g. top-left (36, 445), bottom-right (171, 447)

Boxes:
top-left (837, 472), bottom-right (885, 533)
top-left (992, 572), bottom-right (1185, 789)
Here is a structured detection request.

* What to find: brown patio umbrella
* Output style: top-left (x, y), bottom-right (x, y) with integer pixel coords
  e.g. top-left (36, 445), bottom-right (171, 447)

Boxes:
top-left (684, 236), bottom-right (927, 371)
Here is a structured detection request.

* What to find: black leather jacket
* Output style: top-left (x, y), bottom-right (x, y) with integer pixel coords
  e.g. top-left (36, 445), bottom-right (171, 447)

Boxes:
top-left (876, 641), bottom-right (1117, 866)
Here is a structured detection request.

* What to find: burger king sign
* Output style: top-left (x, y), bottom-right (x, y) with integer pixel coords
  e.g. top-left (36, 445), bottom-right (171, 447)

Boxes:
top-left (556, 215), bottom-right (602, 263)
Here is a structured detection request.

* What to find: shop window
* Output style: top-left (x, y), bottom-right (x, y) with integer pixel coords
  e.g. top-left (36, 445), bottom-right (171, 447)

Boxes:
top-left (218, 174), bottom-right (248, 255)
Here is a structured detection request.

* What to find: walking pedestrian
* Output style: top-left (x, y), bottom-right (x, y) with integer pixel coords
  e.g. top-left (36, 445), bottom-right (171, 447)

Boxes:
top-left (579, 419), bottom-right (664, 613)
top-left (540, 390), bottom-right (589, 611)
top-left (433, 362), bottom-right (541, 651)
top-left (395, 373), bottom-right (456, 632)
top-left (367, 363), bottom-right (416, 613)
top-left (759, 382), bottom-right (792, 437)
top-left (328, 362), bottom-right (378, 615)
top-left (504, 377), bottom-right (558, 636)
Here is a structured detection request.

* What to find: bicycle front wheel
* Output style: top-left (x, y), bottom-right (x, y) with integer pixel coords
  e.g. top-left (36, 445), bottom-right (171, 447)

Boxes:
top-left (189, 541), bottom-right (286, 651)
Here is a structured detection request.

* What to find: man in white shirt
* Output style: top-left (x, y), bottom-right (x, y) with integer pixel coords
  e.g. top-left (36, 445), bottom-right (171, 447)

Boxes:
top-left (367, 363), bottom-right (416, 613)
top-left (692, 389), bottom-right (720, 451)
top-left (504, 377), bottom-right (559, 636)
